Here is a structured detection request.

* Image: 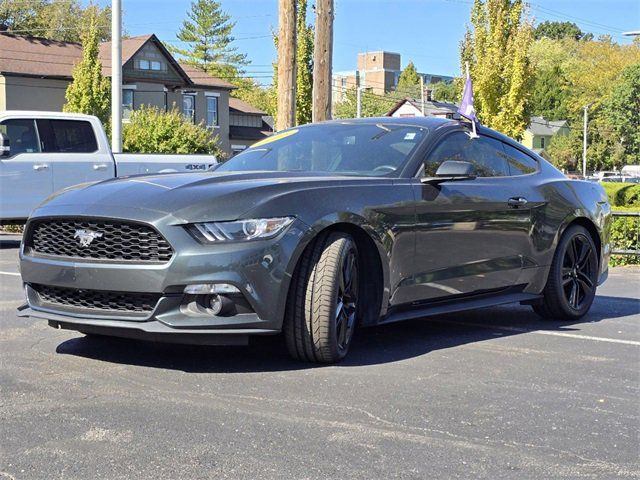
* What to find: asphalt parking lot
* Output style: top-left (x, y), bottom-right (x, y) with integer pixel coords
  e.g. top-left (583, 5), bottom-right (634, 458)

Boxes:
top-left (1, 234), bottom-right (638, 480)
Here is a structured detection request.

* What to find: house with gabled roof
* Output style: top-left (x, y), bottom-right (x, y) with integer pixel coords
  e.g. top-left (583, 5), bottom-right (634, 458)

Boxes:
top-left (521, 116), bottom-right (570, 154)
top-left (386, 97), bottom-right (460, 119)
top-left (0, 32), bottom-right (273, 155)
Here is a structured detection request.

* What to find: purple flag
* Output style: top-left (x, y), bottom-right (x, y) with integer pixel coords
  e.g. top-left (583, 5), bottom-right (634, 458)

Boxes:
top-left (458, 76), bottom-right (477, 122)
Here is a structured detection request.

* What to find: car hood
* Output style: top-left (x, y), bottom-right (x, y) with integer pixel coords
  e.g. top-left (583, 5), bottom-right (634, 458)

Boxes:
top-left (38, 171), bottom-right (392, 222)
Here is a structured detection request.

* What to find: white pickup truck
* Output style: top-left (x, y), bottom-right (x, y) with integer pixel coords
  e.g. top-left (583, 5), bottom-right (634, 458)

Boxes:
top-left (0, 111), bottom-right (218, 223)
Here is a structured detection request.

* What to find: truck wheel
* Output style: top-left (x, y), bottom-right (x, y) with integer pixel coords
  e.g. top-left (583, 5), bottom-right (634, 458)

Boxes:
top-left (532, 225), bottom-right (598, 321)
top-left (285, 232), bottom-right (359, 363)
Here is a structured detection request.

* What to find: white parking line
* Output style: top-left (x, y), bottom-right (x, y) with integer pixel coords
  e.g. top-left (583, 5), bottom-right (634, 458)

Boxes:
top-left (440, 320), bottom-right (640, 346)
top-left (0, 271), bottom-right (20, 277)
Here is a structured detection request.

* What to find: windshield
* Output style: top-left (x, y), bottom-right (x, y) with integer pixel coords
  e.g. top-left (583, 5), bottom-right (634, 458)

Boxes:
top-left (216, 123), bottom-right (427, 177)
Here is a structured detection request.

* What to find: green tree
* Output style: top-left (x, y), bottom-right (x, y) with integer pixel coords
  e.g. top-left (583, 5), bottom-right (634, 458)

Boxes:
top-left (234, 80), bottom-right (277, 118)
top-left (546, 128), bottom-right (581, 172)
top-left (0, 0), bottom-right (111, 42)
top-left (123, 106), bottom-right (223, 157)
top-left (460, 0), bottom-right (534, 139)
top-left (295, 0), bottom-right (314, 125)
top-left (603, 63), bottom-right (640, 163)
top-left (530, 64), bottom-right (569, 120)
top-left (172, 0), bottom-right (248, 80)
top-left (63, 12), bottom-right (110, 125)
top-left (534, 21), bottom-right (589, 41)
top-left (334, 88), bottom-right (391, 119)
top-left (396, 61), bottom-right (421, 96)
top-left (430, 81), bottom-right (460, 103)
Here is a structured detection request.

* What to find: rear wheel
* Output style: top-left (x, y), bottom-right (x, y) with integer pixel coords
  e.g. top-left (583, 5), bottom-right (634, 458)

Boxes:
top-left (284, 232), bottom-right (359, 363)
top-left (532, 225), bottom-right (598, 320)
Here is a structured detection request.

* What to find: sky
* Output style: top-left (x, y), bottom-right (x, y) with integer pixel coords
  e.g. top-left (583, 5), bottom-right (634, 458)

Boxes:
top-left (100, 0), bottom-right (640, 85)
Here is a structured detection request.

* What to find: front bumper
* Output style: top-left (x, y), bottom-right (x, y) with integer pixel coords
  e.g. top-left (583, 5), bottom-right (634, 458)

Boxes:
top-left (19, 205), bottom-right (309, 341)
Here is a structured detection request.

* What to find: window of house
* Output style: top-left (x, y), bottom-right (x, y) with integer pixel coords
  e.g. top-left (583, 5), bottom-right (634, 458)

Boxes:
top-left (138, 59), bottom-right (150, 70)
top-left (540, 136), bottom-right (545, 148)
top-left (122, 89), bottom-right (134, 119)
top-left (0, 119), bottom-right (40, 155)
top-left (424, 131), bottom-right (509, 177)
top-left (206, 96), bottom-right (218, 127)
top-left (183, 95), bottom-right (196, 123)
top-left (501, 143), bottom-right (538, 176)
top-left (151, 60), bottom-right (162, 71)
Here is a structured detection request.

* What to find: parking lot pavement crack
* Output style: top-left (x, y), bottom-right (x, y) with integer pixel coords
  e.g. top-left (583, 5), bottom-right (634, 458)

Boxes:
top-left (214, 392), bottom-right (636, 475)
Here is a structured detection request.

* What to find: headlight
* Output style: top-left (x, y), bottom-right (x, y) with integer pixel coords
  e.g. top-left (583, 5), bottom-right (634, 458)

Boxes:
top-left (190, 217), bottom-right (295, 243)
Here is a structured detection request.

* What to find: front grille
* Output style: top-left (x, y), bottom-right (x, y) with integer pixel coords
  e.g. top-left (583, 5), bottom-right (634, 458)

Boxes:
top-left (31, 283), bottom-right (160, 315)
top-left (28, 219), bottom-right (173, 263)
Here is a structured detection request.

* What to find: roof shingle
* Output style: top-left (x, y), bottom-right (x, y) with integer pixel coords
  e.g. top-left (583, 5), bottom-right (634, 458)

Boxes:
top-left (0, 32), bottom-right (234, 89)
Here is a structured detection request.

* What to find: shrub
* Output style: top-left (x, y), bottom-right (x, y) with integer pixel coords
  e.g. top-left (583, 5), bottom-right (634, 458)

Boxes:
top-left (601, 183), bottom-right (640, 266)
top-left (610, 214), bottom-right (639, 266)
top-left (601, 182), bottom-right (640, 209)
top-left (123, 106), bottom-right (223, 158)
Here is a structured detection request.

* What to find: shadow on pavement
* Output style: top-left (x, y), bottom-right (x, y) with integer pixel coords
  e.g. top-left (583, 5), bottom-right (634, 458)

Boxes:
top-left (55, 294), bottom-right (639, 373)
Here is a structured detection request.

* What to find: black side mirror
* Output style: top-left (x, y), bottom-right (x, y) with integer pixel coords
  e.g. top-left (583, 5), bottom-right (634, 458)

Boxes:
top-left (421, 160), bottom-right (476, 185)
top-left (0, 133), bottom-right (9, 158)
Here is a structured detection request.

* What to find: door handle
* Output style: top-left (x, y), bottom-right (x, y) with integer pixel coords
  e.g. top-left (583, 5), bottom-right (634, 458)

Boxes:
top-left (33, 164), bottom-right (49, 171)
top-left (508, 197), bottom-right (528, 208)
top-left (93, 164), bottom-right (108, 171)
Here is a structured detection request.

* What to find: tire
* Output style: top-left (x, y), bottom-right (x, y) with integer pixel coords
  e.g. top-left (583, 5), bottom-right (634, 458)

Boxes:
top-left (284, 231), bottom-right (360, 363)
top-left (532, 225), bottom-right (599, 321)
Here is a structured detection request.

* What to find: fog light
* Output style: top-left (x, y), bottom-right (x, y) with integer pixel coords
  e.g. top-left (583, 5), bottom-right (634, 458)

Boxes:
top-left (208, 294), bottom-right (223, 315)
top-left (184, 283), bottom-right (241, 295)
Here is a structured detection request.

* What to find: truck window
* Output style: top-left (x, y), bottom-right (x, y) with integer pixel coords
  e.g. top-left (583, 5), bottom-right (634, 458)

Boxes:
top-left (40, 120), bottom-right (98, 153)
top-left (0, 119), bottom-right (41, 155)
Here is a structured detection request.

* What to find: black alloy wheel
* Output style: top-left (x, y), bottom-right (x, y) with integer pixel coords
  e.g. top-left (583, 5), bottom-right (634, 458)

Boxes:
top-left (285, 232), bottom-right (360, 363)
top-left (533, 225), bottom-right (598, 321)
top-left (335, 247), bottom-right (359, 353)
top-left (561, 233), bottom-right (597, 310)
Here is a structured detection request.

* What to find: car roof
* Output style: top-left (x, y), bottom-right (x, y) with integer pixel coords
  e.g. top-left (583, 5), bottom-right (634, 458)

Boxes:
top-left (318, 116), bottom-right (518, 143)
top-left (319, 116), bottom-right (456, 130)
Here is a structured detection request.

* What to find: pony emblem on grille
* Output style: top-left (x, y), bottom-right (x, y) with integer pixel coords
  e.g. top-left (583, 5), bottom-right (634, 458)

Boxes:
top-left (73, 229), bottom-right (103, 247)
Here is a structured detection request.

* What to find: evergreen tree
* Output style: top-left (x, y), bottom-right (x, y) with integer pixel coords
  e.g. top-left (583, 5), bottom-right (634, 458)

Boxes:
top-left (461, 0), bottom-right (534, 138)
top-left (63, 12), bottom-right (110, 126)
top-left (396, 62), bottom-right (421, 96)
top-left (530, 64), bottom-right (569, 120)
top-left (172, 0), bottom-right (249, 80)
top-left (295, 0), bottom-right (314, 125)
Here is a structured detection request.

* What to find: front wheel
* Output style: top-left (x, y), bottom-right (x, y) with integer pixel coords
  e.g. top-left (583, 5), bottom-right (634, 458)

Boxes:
top-left (532, 225), bottom-right (598, 320)
top-left (284, 232), bottom-right (359, 363)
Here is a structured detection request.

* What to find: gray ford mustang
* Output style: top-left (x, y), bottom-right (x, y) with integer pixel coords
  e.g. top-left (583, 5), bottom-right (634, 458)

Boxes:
top-left (18, 117), bottom-right (611, 363)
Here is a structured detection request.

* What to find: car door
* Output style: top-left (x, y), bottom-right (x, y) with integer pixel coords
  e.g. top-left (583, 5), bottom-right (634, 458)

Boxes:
top-left (0, 118), bottom-right (53, 220)
top-left (36, 119), bottom-right (114, 193)
top-left (402, 130), bottom-right (533, 304)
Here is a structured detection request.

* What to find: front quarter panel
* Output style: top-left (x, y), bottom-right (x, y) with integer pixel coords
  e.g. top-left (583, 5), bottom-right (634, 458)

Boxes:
top-left (244, 179), bottom-right (417, 317)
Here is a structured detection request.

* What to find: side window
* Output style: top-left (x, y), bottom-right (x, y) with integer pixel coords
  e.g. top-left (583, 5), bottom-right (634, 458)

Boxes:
top-left (423, 131), bottom-right (468, 176)
top-left (41, 120), bottom-right (98, 153)
top-left (501, 143), bottom-right (538, 175)
top-left (468, 137), bottom-right (509, 177)
top-left (0, 119), bottom-right (41, 155)
top-left (424, 131), bottom-right (509, 177)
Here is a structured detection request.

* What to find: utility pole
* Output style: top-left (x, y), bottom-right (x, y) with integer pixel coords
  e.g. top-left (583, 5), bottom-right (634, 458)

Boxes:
top-left (420, 76), bottom-right (425, 116)
top-left (356, 86), bottom-right (362, 118)
top-left (111, 0), bottom-right (122, 152)
top-left (312, 0), bottom-right (333, 122)
top-left (583, 104), bottom-right (591, 178)
top-left (277, 0), bottom-right (297, 131)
